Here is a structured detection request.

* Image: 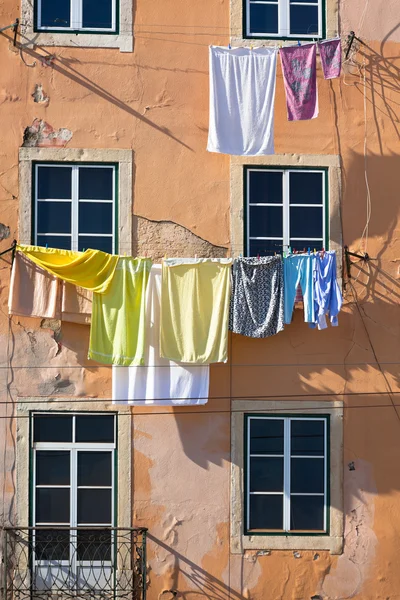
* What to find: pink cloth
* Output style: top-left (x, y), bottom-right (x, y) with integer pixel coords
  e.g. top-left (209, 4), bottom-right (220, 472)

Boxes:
top-left (319, 38), bottom-right (341, 79)
top-left (280, 43), bottom-right (318, 121)
top-left (9, 250), bottom-right (92, 324)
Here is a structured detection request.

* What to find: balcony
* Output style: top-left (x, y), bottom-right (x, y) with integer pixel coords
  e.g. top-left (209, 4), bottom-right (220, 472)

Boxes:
top-left (2, 527), bottom-right (147, 600)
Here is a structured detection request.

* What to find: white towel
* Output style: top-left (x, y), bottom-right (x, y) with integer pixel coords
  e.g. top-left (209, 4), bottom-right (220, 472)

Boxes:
top-left (207, 46), bottom-right (277, 156)
top-left (112, 265), bottom-right (209, 406)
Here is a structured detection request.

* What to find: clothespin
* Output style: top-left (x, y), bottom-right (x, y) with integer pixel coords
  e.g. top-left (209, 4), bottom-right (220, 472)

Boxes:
top-left (82, 248), bottom-right (85, 252)
top-left (250, 44), bottom-right (254, 51)
top-left (45, 243), bottom-right (48, 249)
top-left (239, 253), bottom-right (242, 258)
top-left (228, 43), bottom-right (232, 49)
top-left (303, 248), bottom-right (306, 254)
top-left (308, 247), bottom-right (311, 255)
top-left (321, 247), bottom-right (325, 258)
top-left (288, 246), bottom-right (292, 255)
top-left (195, 253), bottom-right (198, 259)
top-left (257, 253), bottom-right (260, 261)
top-left (297, 40), bottom-right (301, 46)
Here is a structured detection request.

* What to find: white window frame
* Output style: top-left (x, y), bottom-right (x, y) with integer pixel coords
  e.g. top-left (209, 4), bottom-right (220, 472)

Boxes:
top-left (32, 412), bottom-right (116, 529)
top-left (246, 415), bottom-right (328, 534)
top-left (245, 0), bottom-right (323, 38)
top-left (37, 0), bottom-right (117, 32)
top-left (34, 163), bottom-right (116, 254)
top-left (246, 167), bottom-right (326, 255)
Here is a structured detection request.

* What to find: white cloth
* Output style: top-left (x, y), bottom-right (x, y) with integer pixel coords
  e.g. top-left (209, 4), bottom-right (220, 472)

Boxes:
top-left (207, 46), bottom-right (277, 156)
top-left (112, 265), bottom-right (209, 406)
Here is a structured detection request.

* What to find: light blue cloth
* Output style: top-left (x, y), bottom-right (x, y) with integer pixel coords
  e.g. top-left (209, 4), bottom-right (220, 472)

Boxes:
top-left (311, 251), bottom-right (342, 329)
top-left (284, 255), bottom-right (315, 324)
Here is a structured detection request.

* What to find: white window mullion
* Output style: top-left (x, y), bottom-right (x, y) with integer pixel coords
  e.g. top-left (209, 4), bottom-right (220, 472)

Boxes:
top-left (281, 0), bottom-right (289, 37)
top-left (71, 166), bottom-right (79, 252)
top-left (282, 171), bottom-right (290, 249)
top-left (71, 0), bottom-right (82, 31)
top-left (318, 0), bottom-right (323, 37)
top-left (283, 418), bottom-right (291, 531)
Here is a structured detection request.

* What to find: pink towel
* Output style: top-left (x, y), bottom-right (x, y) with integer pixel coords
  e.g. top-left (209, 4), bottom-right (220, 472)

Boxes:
top-left (9, 251), bottom-right (92, 324)
top-left (280, 43), bottom-right (318, 121)
top-left (319, 38), bottom-right (341, 79)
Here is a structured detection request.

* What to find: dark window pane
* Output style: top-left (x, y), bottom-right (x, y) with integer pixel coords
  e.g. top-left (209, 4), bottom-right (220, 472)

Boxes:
top-left (290, 172), bottom-right (323, 205)
top-left (290, 495), bottom-right (324, 531)
top-left (36, 489), bottom-right (70, 524)
top-left (36, 451), bottom-right (70, 486)
top-left (39, 0), bottom-right (70, 27)
top-left (76, 415), bottom-right (115, 443)
top-left (78, 452), bottom-right (112, 487)
top-left (250, 418), bottom-right (284, 454)
top-left (34, 415), bottom-right (73, 443)
top-left (290, 206), bottom-right (322, 238)
top-left (291, 420), bottom-right (325, 456)
top-left (249, 495), bottom-right (283, 530)
top-left (78, 489), bottom-right (112, 524)
top-left (250, 457), bottom-right (283, 492)
top-left (35, 529), bottom-right (70, 561)
top-left (289, 240), bottom-right (323, 252)
top-left (249, 4), bottom-right (278, 34)
top-left (37, 201), bottom-right (72, 234)
top-left (290, 5), bottom-right (319, 35)
top-left (37, 235), bottom-right (72, 250)
top-left (79, 167), bottom-right (113, 200)
top-left (249, 239), bottom-right (282, 257)
top-left (77, 530), bottom-right (111, 561)
top-left (250, 206), bottom-right (283, 238)
top-left (78, 236), bottom-right (113, 254)
top-left (291, 458), bottom-right (324, 493)
top-left (37, 167), bottom-right (72, 199)
top-left (79, 202), bottom-right (113, 235)
top-left (249, 171), bottom-right (283, 204)
top-left (82, 0), bottom-right (113, 29)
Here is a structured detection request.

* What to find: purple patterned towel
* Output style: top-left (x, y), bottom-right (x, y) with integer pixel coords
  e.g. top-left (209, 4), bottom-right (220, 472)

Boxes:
top-left (280, 43), bottom-right (318, 121)
top-left (319, 38), bottom-right (342, 79)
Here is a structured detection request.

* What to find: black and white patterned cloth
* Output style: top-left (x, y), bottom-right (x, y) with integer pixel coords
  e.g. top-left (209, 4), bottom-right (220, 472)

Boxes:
top-left (229, 256), bottom-right (284, 338)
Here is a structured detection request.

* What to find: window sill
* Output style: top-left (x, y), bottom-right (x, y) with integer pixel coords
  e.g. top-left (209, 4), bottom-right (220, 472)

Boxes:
top-left (20, 29), bottom-right (133, 52)
top-left (234, 534), bottom-right (343, 554)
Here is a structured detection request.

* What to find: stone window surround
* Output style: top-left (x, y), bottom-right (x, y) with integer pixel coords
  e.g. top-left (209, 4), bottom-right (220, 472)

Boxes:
top-left (20, 0), bottom-right (133, 52)
top-left (16, 398), bottom-right (132, 529)
top-left (230, 0), bottom-right (339, 45)
top-left (231, 399), bottom-right (344, 555)
top-left (19, 147), bottom-right (133, 255)
top-left (230, 153), bottom-right (342, 264)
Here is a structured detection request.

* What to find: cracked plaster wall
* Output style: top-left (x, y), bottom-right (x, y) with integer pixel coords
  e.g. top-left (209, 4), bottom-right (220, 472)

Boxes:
top-left (0, 0), bottom-right (399, 597)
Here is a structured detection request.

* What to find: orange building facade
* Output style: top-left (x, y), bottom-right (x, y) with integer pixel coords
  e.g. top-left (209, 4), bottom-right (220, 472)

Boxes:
top-left (0, 0), bottom-right (399, 598)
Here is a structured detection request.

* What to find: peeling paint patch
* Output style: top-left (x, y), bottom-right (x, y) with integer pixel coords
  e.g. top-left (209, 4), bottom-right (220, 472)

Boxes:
top-left (133, 215), bottom-right (228, 260)
top-left (32, 84), bottom-right (49, 105)
top-left (23, 119), bottom-right (72, 147)
top-left (0, 223), bottom-right (10, 241)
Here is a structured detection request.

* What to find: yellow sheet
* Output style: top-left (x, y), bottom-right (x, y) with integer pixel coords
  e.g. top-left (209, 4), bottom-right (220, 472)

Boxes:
top-left (88, 257), bottom-right (152, 366)
top-left (17, 245), bottom-right (118, 294)
top-left (160, 258), bottom-right (232, 364)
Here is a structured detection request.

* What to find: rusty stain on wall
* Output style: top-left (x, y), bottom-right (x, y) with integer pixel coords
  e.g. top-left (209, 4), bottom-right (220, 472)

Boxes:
top-left (132, 215), bottom-right (228, 260)
top-left (22, 119), bottom-right (72, 147)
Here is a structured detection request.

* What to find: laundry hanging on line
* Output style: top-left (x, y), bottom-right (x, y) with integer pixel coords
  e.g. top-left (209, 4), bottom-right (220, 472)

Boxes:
top-left (318, 38), bottom-right (342, 80)
top-left (207, 45), bottom-right (277, 156)
top-left (229, 255), bottom-right (284, 339)
top-left (112, 265), bottom-right (210, 406)
top-left (160, 258), bottom-right (233, 364)
top-left (280, 43), bottom-right (318, 121)
top-left (17, 244), bottom-right (118, 294)
top-left (8, 250), bottom-right (92, 324)
top-left (88, 257), bottom-right (152, 366)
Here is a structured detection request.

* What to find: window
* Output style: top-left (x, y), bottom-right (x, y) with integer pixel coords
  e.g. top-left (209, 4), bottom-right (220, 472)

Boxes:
top-left (245, 415), bottom-right (328, 534)
top-left (32, 413), bottom-right (116, 567)
top-left (245, 167), bottom-right (327, 257)
top-left (33, 163), bottom-right (117, 254)
top-left (36, 0), bottom-right (117, 32)
top-left (244, 0), bottom-right (324, 38)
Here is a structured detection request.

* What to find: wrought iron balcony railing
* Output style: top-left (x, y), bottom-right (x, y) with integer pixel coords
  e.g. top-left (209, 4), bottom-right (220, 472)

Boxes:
top-left (2, 527), bottom-right (147, 600)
